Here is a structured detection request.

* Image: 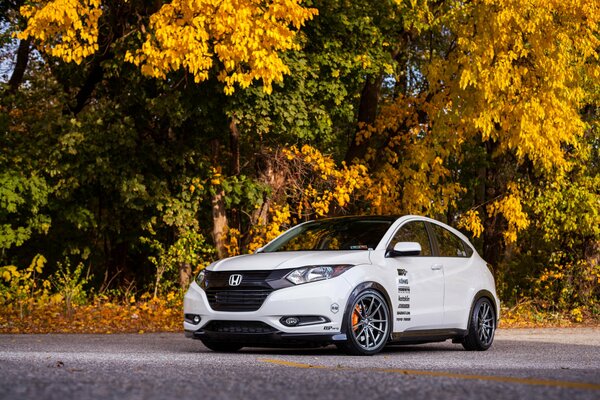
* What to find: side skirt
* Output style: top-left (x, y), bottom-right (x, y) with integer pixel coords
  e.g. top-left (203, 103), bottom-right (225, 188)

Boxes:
top-left (389, 328), bottom-right (467, 345)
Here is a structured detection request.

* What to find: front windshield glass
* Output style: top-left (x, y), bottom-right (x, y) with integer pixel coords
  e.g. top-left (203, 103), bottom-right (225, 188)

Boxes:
top-left (262, 218), bottom-right (394, 252)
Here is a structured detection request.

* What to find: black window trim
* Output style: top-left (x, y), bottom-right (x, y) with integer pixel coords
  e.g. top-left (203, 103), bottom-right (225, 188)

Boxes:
top-left (424, 222), bottom-right (440, 257)
top-left (427, 221), bottom-right (474, 259)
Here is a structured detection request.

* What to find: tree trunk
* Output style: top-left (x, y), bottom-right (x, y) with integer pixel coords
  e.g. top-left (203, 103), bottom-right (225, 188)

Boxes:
top-left (344, 75), bottom-right (384, 164)
top-left (482, 140), bottom-right (505, 269)
top-left (153, 264), bottom-right (163, 299)
top-left (229, 117), bottom-right (241, 237)
top-left (212, 189), bottom-right (228, 258)
top-left (179, 262), bottom-right (192, 289)
top-left (210, 139), bottom-right (229, 258)
top-left (68, 58), bottom-right (106, 115)
top-left (250, 162), bottom-right (272, 228)
top-left (229, 117), bottom-right (240, 176)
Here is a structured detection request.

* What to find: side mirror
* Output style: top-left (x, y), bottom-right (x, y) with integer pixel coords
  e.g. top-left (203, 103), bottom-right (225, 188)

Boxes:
top-left (387, 242), bottom-right (421, 257)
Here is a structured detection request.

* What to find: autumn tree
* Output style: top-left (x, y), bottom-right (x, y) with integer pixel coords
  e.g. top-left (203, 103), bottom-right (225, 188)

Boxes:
top-left (343, 0), bottom-right (599, 263)
top-left (12, 0), bottom-right (317, 265)
top-left (1, 0), bottom-right (598, 317)
top-left (18, 0), bottom-right (317, 94)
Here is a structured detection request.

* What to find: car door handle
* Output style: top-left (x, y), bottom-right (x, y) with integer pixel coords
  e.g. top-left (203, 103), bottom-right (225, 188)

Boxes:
top-left (431, 264), bottom-right (443, 270)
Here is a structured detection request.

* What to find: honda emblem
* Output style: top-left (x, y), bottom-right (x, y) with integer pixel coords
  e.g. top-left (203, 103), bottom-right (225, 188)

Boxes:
top-left (228, 274), bottom-right (243, 286)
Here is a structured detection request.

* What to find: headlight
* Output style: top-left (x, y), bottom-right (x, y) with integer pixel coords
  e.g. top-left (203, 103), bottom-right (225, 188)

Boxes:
top-left (195, 270), bottom-right (205, 286)
top-left (285, 265), bottom-right (354, 285)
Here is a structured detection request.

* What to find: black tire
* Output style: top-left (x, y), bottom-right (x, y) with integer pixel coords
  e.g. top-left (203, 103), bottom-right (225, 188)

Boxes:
top-left (462, 297), bottom-right (496, 351)
top-left (200, 340), bottom-right (243, 353)
top-left (338, 289), bottom-right (390, 356)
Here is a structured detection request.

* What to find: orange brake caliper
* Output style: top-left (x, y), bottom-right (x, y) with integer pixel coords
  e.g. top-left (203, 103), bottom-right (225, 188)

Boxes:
top-left (352, 305), bottom-right (361, 331)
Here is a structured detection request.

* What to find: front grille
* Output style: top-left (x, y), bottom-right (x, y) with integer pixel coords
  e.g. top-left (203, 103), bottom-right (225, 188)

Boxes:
top-left (203, 320), bottom-right (278, 334)
top-left (202, 269), bottom-right (294, 312)
top-left (205, 288), bottom-right (273, 311)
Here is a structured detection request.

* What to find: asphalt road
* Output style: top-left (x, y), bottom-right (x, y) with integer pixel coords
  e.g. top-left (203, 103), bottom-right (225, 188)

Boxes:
top-left (0, 328), bottom-right (599, 400)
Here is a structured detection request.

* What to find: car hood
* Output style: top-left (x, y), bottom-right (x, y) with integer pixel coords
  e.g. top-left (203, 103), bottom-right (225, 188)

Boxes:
top-left (208, 251), bottom-right (372, 271)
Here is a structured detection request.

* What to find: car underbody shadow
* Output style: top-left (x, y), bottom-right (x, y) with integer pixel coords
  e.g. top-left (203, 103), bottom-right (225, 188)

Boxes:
top-left (191, 340), bottom-right (467, 355)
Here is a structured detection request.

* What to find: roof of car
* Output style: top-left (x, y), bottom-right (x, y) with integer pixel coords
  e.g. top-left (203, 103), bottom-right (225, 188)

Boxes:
top-left (304, 215), bottom-right (400, 223)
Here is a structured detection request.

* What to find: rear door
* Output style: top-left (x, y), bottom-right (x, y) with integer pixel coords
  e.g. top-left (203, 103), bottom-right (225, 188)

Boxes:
top-left (383, 220), bottom-right (445, 331)
top-left (428, 222), bottom-right (475, 329)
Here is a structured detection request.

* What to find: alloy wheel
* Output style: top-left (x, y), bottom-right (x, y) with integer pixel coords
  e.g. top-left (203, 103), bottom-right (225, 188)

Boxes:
top-left (350, 292), bottom-right (389, 351)
top-left (477, 300), bottom-right (495, 346)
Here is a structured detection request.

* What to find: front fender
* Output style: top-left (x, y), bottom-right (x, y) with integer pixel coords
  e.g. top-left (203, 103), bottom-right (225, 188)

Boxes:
top-left (339, 281), bottom-right (393, 339)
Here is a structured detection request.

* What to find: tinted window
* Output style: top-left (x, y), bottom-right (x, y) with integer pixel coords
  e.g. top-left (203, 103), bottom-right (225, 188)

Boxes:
top-left (263, 219), bottom-right (393, 252)
top-left (388, 221), bottom-right (432, 256)
top-left (431, 224), bottom-right (469, 257)
top-left (462, 240), bottom-right (474, 257)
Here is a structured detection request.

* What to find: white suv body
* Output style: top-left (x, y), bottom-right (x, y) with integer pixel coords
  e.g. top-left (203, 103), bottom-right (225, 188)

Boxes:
top-left (184, 215), bottom-right (499, 355)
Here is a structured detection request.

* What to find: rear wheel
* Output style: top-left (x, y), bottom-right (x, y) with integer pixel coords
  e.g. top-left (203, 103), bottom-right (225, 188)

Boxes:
top-left (338, 289), bottom-right (390, 355)
top-left (200, 340), bottom-right (243, 353)
top-left (462, 297), bottom-right (496, 351)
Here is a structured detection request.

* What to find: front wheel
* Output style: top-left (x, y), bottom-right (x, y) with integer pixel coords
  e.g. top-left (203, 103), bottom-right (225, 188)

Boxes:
top-left (462, 297), bottom-right (496, 351)
top-left (338, 289), bottom-right (390, 355)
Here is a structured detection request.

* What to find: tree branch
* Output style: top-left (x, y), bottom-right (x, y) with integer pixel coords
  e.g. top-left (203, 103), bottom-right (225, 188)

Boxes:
top-left (7, 39), bottom-right (31, 93)
top-left (67, 57), bottom-right (106, 115)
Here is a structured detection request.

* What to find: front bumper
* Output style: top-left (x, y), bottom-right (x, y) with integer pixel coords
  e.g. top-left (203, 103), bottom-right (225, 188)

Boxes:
top-left (185, 328), bottom-right (347, 347)
top-left (183, 276), bottom-right (353, 342)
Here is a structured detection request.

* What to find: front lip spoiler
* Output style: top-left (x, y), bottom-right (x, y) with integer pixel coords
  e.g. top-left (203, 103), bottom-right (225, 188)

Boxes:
top-left (185, 329), bottom-right (347, 346)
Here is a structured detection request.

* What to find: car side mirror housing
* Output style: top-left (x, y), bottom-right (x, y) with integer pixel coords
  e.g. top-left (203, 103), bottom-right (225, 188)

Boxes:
top-left (386, 242), bottom-right (421, 257)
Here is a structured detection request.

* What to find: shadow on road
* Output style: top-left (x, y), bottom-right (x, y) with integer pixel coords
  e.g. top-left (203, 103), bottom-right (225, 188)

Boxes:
top-left (183, 342), bottom-right (464, 356)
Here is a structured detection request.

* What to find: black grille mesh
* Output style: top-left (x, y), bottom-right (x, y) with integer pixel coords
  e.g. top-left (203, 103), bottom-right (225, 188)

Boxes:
top-left (203, 320), bottom-right (277, 334)
top-left (205, 288), bottom-right (273, 311)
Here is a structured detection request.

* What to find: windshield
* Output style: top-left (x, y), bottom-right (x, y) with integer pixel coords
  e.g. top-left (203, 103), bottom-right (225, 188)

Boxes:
top-left (261, 218), bottom-right (394, 252)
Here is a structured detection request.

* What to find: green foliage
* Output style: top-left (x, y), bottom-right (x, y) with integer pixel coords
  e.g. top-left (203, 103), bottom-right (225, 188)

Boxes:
top-left (141, 231), bottom-right (214, 298)
top-left (51, 258), bottom-right (90, 317)
top-left (0, 172), bottom-right (51, 251)
top-left (219, 175), bottom-right (270, 209)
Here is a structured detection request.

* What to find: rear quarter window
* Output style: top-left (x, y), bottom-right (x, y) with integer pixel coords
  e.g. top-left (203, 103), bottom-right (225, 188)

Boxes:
top-left (431, 224), bottom-right (470, 258)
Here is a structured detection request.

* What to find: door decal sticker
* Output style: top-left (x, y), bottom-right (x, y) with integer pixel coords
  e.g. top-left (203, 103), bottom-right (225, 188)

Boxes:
top-left (396, 269), bottom-right (411, 322)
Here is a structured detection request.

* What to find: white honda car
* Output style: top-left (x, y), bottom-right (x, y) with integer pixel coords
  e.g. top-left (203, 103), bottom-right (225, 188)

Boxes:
top-left (184, 215), bottom-right (499, 355)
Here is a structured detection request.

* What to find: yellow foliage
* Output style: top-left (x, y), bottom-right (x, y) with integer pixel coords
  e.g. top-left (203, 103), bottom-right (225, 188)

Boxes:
top-left (487, 182), bottom-right (529, 244)
top-left (223, 227), bottom-right (241, 257)
top-left (50, 293), bottom-right (64, 304)
top-left (125, 0), bottom-right (317, 94)
top-left (0, 255), bottom-right (48, 318)
top-left (1, 266), bottom-right (18, 282)
top-left (18, 0), bottom-right (102, 64)
top-left (435, 0), bottom-right (600, 172)
top-left (570, 308), bottom-right (583, 323)
top-left (0, 292), bottom-right (184, 334)
top-left (499, 300), bottom-right (577, 328)
top-left (19, 0), bottom-right (316, 93)
top-left (283, 145), bottom-right (371, 217)
top-left (457, 209), bottom-right (484, 238)
top-left (352, 94), bottom-right (465, 217)
top-left (32, 254), bottom-right (45, 273)
top-left (247, 204), bottom-right (291, 253)
top-left (208, 167), bottom-right (223, 186)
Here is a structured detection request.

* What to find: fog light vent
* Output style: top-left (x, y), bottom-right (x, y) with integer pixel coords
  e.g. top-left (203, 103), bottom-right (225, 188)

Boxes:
top-left (283, 317), bottom-right (300, 326)
top-left (280, 315), bottom-right (331, 327)
top-left (184, 314), bottom-right (202, 325)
